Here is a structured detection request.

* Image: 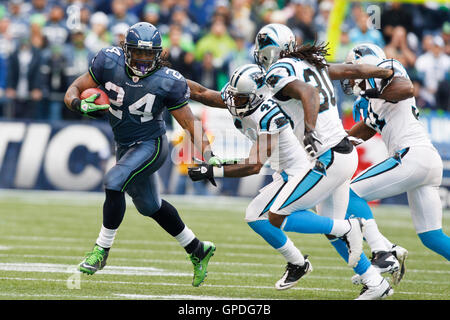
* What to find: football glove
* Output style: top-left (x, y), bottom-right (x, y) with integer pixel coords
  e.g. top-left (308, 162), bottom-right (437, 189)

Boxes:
top-left (360, 60), bottom-right (395, 99)
top-left (188, 163), bottom-right (217, 187)
top-left (303, 129), bottom-right (322, 158)
top-left (72, 93), bottom-right (110, 119)
top-left (352, 96), bottom-right (369, 122)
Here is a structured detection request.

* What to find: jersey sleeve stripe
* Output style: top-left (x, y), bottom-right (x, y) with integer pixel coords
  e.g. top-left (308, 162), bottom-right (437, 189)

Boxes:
top-left (259, 107), bottom-right (281, 131)
top-left (167, 100), bottom-right (188, 111)
top-left (89, 67), bottom-right (101, 85)
top-left (267, 62), bottom-right (296, 76)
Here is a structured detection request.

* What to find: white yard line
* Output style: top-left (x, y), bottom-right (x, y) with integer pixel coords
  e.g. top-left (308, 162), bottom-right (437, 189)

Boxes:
top-left (0, 276), bottom-right (447, 298)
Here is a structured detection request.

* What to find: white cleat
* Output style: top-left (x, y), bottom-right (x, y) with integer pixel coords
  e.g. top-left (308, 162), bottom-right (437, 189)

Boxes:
top-left (341, 218), bottom-right (364, 267)
top-left (391, 244), bottom-right (408, 285)
top-left (355, 277), bottom-right (394, 300)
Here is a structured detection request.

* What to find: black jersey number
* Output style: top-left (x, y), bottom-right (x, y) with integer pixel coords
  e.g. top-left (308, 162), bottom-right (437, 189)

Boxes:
top-left (303, 68), bottom-right (336, 112)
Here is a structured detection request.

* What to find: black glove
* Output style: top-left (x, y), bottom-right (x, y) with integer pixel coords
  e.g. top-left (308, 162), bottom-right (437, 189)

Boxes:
top-left (188, 163), bottom-right (217, 187)
top-left (303, 129), bottom-right (322, 158)
top-left (361, 60), bottom-right (395, 99)
top-left (360, 87), bottom-right (381, 99)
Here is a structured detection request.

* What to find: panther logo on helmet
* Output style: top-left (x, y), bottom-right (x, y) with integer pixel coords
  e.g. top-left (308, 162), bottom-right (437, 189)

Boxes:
top-left (254, 24), bottom-right (296, 71)
top-left (224, 64), bottom-right (268, 117)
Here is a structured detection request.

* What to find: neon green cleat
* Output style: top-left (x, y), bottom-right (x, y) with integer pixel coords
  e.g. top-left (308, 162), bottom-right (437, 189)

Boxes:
top-left (188, 241), bottom-right (216, 287)
top-left (79, 245), bottom-right (109, 275)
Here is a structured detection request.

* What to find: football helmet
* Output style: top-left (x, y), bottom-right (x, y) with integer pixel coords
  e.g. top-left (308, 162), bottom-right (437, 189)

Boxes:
top-left (346, 43), bottom-right (386, 64)
top-left (254, 24), bottom-right (296, 71)
top-left (223, 64), bottom-right (267, 117)
top-left (122, 22), bottom-right (162, 76)
top-left (341, 43), bottom-right (386, 95)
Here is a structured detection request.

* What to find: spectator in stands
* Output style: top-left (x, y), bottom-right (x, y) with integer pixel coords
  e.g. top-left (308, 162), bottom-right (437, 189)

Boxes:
top-left (314, 0), bottom-right (332, 43)
top-left (188, 0), bottom-right (218, 29)
top-left (0, 14), bottom-right (15, 59)
top-left (412, 77), bottom-right (434, 110)
top-left (6, 0), bottom-right (29, 48)
top-left (42, 3), bottom-right (69, 46)
top-left (6, 36), bottom-right (44, 119)
top-left (287, 0), bottom-right (317, 45)
top-left (230, 0), bottom-right (255, 44)
top-left (384, 26), bottom-right (417, 70)
top-left (158, 0), bottom-right (176, 26)
top-left (169, 5), bottom-right (201, 43)
top-left (349, 10), bottom-right (385, 48)
top-left (415, 35), bottom-right (450, 107)
top-left (0, 44), bottom-right (6, 117)
top-left (29, 0), bottom-right (49, 17)
top-left (111, 22), bottom-right (129, 46)
top-left (380, 2), bottom-right (413, 43)
top-left (443, 22), bottom-right (450, 55)
top-left (61, 27), bottom-right (95, 120)
top-left (197, 51), bottom-right (219, 90)
top-left (194, 17), bottom-right (237, 71)
top-left (84, 11), bottom-right (112, 53)
top-left (79, 5), bottom-right (92, 30)
top-left (142, 3), bottom-right (160, 27)
top-left (222, 32), bottom-right (253, 79)
top-left (164, 24), bottom-right (198, 82)
top-left (40, 44), bottom-right (70, 120)
top-left (108, 0), bottom-right (138, 30)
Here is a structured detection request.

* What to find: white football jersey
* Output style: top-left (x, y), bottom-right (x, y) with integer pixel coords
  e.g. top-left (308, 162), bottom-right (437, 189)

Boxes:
top-left (232, 97), bottom-right (309, 176)
top-left (360, 59), bottom-right (433, 155)
top-left (265, 57), bottom-right (347, 157)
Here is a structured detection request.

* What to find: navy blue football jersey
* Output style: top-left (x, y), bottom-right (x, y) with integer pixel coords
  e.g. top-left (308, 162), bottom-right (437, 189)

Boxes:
top-left (89, 46), bottom-right (190, 145)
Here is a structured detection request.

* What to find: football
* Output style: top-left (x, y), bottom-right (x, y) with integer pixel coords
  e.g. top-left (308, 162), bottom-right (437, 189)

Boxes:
top-left (80, 87), bottom-right (110, 116)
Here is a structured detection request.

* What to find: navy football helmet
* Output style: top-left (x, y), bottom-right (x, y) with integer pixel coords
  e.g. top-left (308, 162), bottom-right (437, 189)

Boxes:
top-left (123, 22), bottom-right (162, 76)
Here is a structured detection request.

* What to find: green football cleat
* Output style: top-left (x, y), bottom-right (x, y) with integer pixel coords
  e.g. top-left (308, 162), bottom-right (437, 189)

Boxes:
top-left (189, 241), bottom-right (216, 287)
top-left (79, 245), bottom-right (109, 275)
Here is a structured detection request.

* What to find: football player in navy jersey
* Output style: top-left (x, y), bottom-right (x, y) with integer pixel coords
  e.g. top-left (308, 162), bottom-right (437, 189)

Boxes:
top-left (64, 22), bottom-right (220, 287)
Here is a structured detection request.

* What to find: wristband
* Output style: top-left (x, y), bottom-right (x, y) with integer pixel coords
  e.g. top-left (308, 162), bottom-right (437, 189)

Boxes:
top-left (213, 166), bottom-right (224, 178)
top-left (71, 98), bottom-right (82, 113)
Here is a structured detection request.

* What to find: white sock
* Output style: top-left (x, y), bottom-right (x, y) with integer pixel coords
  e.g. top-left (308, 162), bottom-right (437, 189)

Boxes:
top-left (276, 238), bottom-right (305, 266)
top-left (96, 225), bottom-right (117, 249)
top-left (364, 219), bottom-right (391, 253)
top-left (360, 265), bottom-right (383, 286)
top-left (174, 226), bottom-right (196, 247)
top-left (330, 219), bottom-right (351, 237)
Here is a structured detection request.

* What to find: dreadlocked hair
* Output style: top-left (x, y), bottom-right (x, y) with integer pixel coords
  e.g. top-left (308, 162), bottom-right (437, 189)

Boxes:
top-left (281, 41), bottom-right (330, 70)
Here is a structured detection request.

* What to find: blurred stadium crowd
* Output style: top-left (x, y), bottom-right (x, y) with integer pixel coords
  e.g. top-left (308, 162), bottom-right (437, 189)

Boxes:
top-left (0, 0), bottom-right (448, 122)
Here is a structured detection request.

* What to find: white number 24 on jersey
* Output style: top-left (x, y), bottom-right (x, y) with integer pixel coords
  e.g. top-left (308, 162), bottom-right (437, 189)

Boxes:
top-left (104, 81), bottom-right (155, 122)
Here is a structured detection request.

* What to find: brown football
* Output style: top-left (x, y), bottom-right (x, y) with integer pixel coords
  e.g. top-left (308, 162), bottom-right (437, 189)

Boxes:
top-left (80, 87), bottom-right (110, 115)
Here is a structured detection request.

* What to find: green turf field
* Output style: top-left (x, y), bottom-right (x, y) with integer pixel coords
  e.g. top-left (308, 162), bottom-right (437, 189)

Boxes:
top-left (0, 190), bottom-right (448, 300)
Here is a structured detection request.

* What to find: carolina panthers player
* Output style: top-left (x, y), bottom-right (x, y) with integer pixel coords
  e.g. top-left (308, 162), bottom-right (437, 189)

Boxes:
top-left (253, 24), bottom-right (396, 299)
top-left (187, 64), bottom-right (369, 291)
top-left (64, 22), bottom-right (220, 287)
top-left (343, 44), bottom-right (450, 281)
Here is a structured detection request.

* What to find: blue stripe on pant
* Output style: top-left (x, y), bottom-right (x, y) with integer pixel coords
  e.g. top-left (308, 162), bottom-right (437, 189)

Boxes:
top-left (352, 148), bottom-right (409, 184)
top-left (279, 149), bottom-right (333, 210)
top-left (104, 135), bottom-right (169, 217)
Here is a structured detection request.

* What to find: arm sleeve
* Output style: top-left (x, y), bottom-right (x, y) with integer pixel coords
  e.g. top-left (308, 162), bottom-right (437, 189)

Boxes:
top-left (265, 61), bottom-right (297, 95)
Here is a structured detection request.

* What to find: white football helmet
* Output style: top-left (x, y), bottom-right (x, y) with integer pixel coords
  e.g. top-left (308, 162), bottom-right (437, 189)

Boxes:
top-left (345, 43), bottom-right (386, 64)
top-left (254, 24), bottom-right (296, 71)
top-left (341, 43), bottom-right (386, 95)
top-left (223, 64), bottom-right (268, 117)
